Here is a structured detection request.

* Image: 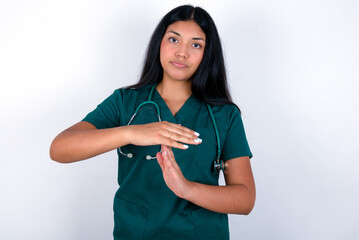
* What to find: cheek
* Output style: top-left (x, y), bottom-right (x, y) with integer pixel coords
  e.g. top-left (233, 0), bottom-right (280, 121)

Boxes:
top-left (160, 39), bottom-right (173, 53)
top-left (192, 52), bottom-right (204, 67)
top-left (159, 41), bottom-right (167, 65)
top-left (160, 41), bottom-right (172, 62)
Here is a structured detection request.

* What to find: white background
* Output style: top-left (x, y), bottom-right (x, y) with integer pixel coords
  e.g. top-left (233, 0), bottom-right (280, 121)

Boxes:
top-left (1, 0), bottom-right (358, 239)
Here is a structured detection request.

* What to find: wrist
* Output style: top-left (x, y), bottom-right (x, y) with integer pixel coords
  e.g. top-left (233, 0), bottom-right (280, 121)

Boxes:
top-left (117, 125), bottom-right (133, 146)
top-left (181, 180), bottom-right (196, 200)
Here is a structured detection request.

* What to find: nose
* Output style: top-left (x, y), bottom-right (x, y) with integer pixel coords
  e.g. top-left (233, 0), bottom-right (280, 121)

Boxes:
top-left (175, 44), bottom-right (189, 59)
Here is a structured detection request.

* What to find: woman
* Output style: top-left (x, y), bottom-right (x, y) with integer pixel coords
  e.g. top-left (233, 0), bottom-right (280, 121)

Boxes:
top-left (50, 5), bottom-right (255, 240)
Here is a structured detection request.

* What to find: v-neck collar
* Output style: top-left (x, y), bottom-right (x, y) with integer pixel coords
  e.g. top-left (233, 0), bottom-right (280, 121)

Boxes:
top-left (153, 86), bottom-right (196, 123)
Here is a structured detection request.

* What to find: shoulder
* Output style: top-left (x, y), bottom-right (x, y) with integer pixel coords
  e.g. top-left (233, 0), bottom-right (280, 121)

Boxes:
top-left (216, 103), bottom-right (239, 112)
top-left (209, 103), bottom-right (243, 132)
top-left (114, 84), bottom-right (153, 99)
top-left (212, 103), bottom-right (240, 119)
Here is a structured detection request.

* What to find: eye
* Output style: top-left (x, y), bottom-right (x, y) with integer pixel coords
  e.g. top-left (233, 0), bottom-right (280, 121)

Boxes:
top-left (169, 37), bottom-right (178, 43)
top-left (192, 43), bottom-right (202, 49)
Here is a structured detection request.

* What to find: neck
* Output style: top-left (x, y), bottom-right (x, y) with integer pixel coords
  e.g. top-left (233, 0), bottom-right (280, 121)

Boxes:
top-left (156, 80), bottom-right (192, 102)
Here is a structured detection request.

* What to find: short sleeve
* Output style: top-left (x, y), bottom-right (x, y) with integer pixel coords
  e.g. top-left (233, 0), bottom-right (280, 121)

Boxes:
top-left (220, 106), bottom-right (253, 161)
top-left (81, 89), bottom-right (123, 129)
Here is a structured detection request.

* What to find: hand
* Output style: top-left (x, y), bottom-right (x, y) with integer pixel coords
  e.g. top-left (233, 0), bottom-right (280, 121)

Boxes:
top-left (127, 121), bottom-right (202, 150)
top-left (156, 145), bottom-right (193, 198)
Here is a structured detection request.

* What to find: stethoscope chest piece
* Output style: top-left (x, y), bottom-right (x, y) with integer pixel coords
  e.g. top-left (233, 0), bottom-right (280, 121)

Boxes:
top-left (213, 158), bottom-right (225, 173)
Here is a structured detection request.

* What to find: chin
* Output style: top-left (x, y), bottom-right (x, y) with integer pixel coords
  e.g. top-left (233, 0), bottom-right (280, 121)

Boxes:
top-left (171, 76), bottom-right (192, 82)
top-left (163, 67), bottom-right (196, 82)
top-left (165, 73), bottom-right (191, 82)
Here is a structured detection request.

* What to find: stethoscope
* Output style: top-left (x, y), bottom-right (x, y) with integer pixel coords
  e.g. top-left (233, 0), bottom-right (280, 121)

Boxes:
top-left (118, 84), bottom-right (225, 173)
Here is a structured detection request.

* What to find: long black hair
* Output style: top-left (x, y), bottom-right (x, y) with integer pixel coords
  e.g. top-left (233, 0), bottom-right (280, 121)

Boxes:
top-left (126, 5), bottom-right (235, 106)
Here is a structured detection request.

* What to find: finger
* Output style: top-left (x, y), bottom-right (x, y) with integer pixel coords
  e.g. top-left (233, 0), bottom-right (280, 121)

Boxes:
top-left (164, 145), bottom-right (175, 160)
top-left (165, 131), bottom-right (202, 145)
top-left (162, 137), bottom-right (189, 150)
top-left (172, 125), bottom-right (200, 139)
top-left (161, 145), bottom-right (172, 164)
top-left (156, 152), bottom-right (164, 170)
top-left (162, 145), bottom-right (180, 170)
top-left (162, 122), bottom-right (200, 139)
top-left (163, 150), bottom-right (176, 171)
top-left (161, 146), bottom-right (174, 170)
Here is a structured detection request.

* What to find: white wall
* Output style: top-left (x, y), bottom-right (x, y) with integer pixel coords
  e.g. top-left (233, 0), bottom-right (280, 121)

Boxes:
top-left (1, 0), bottom-right (358, 239)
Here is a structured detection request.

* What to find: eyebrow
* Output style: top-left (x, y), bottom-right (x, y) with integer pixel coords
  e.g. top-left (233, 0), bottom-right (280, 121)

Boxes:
top-left (167, 30), bottom-right (206, 42)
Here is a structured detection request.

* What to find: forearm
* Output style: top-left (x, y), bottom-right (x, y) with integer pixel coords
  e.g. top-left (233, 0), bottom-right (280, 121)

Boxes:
top-left (50, 126), bottom-right (130, 163)
top-left (183, 182), bottom-right (255, 215)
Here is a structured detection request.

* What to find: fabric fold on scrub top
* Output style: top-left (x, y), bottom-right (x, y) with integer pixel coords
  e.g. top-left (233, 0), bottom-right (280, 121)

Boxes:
top-left (82, 84), bottom-right (252, 240)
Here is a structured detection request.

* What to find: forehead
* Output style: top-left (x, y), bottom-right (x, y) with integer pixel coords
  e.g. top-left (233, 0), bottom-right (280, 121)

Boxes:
top-left (165, 21), bottom-right (206, 39)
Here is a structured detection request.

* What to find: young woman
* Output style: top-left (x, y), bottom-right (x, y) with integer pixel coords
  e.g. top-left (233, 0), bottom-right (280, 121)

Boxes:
top-left (50, 5), bottom-right (255, 240)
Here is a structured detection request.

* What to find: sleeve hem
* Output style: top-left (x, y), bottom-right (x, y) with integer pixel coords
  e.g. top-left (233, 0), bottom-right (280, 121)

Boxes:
top-left (222, 153), bottom-right (253, 162)
top-left (80, 120), bottom-right (101, 129)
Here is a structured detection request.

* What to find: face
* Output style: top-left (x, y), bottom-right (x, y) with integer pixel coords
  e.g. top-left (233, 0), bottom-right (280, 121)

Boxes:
top-left (160, 20), bottom-right (206, 83)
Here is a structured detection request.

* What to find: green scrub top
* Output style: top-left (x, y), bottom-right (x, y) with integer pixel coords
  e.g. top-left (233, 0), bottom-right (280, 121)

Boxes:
top-left (82, 84), bottom-right (252, 240)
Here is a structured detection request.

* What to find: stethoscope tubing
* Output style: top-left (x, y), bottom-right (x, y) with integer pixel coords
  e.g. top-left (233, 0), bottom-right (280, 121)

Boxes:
top-left (118, 84), bottom-right (225, 173)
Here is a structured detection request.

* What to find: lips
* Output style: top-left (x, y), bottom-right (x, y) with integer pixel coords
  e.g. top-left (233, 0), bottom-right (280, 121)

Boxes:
top-left (171, 61), bottom-right (188, 68)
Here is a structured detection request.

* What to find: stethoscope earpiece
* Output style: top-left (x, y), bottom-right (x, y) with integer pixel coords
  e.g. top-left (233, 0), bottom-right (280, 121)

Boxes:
top-left (127, 153), bottom-right (133, 158)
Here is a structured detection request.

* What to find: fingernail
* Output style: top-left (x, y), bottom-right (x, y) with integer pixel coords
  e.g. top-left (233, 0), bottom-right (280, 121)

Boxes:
top-left (194, 132), bottom-right (200, 136)
top-left (194, 138), bottom-right (202, 143)
top-left (164, 151), bottom-right (167, 156)
top-left (183, 144), bottom-right (189, 149)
